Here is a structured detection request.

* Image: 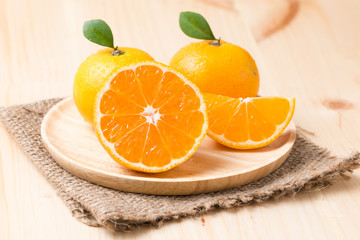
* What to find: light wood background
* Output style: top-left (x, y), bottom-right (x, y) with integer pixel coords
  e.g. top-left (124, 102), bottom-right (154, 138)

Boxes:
top-left (1, 0), bottom-right (359, 239)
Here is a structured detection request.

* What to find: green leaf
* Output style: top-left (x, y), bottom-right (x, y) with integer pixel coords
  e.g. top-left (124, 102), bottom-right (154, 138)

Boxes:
top-left (179, 11), bottom-right (216, 40)
top-left (83, 19), bottom-right (114, 48)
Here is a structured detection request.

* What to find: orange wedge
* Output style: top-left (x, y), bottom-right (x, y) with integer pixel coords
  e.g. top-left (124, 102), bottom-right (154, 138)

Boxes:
top-left (204, 93), bottom-right (295, 149)
top-left (93, 62), bottom-right (208, 173)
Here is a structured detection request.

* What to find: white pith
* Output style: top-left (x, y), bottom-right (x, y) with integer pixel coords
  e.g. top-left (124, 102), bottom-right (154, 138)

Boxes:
top-left (93, 62), bottom-right (208, 172)
top-left (143, 106), bottom-right (161, 125)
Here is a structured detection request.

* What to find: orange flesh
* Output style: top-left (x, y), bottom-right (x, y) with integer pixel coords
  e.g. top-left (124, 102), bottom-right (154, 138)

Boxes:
top-left (97, 65), bottom-right (206, 169)
top-left (204, 93), bottom-right (294, 148)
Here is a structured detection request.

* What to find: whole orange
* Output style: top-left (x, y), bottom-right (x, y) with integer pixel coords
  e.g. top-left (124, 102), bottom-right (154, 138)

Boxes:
top-left (73, 47), bottom-right (154, 123)
top-left (169, 40), bottom-right (259, 98)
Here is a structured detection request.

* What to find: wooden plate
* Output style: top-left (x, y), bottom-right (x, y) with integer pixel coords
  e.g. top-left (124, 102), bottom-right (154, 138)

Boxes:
top-left (41, 98), bottom-right (296, 195)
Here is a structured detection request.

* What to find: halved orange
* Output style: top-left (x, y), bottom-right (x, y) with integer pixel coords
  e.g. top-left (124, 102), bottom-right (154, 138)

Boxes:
top-left (93, 62), bottom-right (208, 173)
top-left (204, 93), bottom-right (295, 149)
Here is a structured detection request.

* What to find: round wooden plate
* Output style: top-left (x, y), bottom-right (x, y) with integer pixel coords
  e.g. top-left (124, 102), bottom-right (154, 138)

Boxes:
top-left (41, 98), bottom-right (296, 195)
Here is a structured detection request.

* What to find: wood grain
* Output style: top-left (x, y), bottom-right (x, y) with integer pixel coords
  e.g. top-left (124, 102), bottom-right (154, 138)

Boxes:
top-left (41, 98), bottom-right (296, 195)
top-left (239, 0), bottom-right (300, 41)
top-left (1, 0), bottom-right (360, 239)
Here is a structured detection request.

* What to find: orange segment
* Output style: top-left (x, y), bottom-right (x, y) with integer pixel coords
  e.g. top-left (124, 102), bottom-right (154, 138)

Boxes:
top-left (109, 69), bottom-right (147, 107)
top-left (135, 65), bottom-right (163, 105)
top-left (156, 120), bottom-right (195, 159)
top-left (207, 98), bottom-right (240, 135)
top-left (100, 115), bottom-right (146, 143)
top-left (246, 103), bottom-right (277, 141)
top-left (94, 62), bottom-right (208, 173)
top-left (114, 123), bottom-right (148, 163)
top-left (160, 111), bottom-right (205, 138)
top-left (152, 72), bottom-right (186, 109)
top-left (251, 97), bottom-right (291, 125)
top-left (204, 94), bottom-right (233, 112)
top-left (223, 103), bottom-right (249, 142)
top-left (159, 84), bottom-right (201, 114)
top-left (204, 93), bottom-right (295, 149)
top-left (99, 90), bottom-right (144, 115)
top-left (142, 124), bottom-right (172, 167)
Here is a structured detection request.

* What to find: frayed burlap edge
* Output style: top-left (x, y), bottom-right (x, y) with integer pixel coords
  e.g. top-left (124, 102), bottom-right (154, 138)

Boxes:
top-left (101, 152), bottom-right (360, 232)
top-left (0, 98), bottom-right (359, 232)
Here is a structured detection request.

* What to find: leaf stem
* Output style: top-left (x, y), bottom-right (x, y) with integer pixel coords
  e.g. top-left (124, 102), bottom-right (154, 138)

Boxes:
top-left (209, 37), bottom-right (221, 47)
top-left (111, 49), bottom-right (125, 56)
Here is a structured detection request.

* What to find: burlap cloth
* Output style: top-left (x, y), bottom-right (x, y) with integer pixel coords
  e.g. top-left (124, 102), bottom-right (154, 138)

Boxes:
top-left (0, 98), bottom-right (359, 232)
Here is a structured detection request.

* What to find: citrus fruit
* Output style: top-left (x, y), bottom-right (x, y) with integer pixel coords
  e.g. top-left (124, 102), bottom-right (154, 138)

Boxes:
top-left (204, 93), bottom-right (295, 149)
top-left (73, 47), bottom-right (153, 123)
top-left (169, 40), bottom-right (260, 98)
top-left (93, 62), bottom-right (208, 173)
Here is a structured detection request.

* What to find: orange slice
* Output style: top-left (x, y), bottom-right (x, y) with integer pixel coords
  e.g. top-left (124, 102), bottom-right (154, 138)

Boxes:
top-left (204, 93), bottom-right (295, 149)
top-left (93, 62), bottom-right (208, 173)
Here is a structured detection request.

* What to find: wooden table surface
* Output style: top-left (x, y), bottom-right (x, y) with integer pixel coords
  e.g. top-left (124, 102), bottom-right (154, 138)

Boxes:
top-left (1, 0), bottom-right (360, 239)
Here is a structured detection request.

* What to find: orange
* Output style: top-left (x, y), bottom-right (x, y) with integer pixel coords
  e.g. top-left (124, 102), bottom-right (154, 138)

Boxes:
top-left (73, 47), bottom-right (153, 123)
top-left (169, 40), bottom-right (259, 98)
top-left (204, 93), bottom-right (295, 149)
top-left (93, 62), bottom-right (208, 173)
